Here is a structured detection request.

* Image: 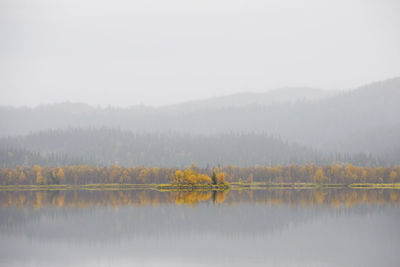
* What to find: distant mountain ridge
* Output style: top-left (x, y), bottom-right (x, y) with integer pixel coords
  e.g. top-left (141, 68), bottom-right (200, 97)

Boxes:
top-left (166, 87), bottom-right (336, 111)
top-left (0, 77), bottom-right (399, 161)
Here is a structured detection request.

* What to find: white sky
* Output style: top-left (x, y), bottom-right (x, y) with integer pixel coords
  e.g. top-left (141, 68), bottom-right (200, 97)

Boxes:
top-left (0, 0), bottom-right (399, 107)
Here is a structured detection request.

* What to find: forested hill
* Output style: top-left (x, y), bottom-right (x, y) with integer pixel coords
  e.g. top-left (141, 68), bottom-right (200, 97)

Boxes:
top-left (0, 87), bottom-right (336, 137)
top-left (165, 87), bottom-right (335, 111)
top-left (0, 77), bottom-right (399, 156)
top-left (0, 129), bottom-right (384, 168)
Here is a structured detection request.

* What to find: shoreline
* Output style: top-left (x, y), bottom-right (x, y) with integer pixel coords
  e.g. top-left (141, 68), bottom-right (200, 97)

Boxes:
top-left (0, 182), bottom-right (399, 191)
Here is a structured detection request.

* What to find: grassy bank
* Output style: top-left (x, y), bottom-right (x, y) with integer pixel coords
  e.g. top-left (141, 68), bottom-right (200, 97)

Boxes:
top-left (0, 184), bottom-right (157, 191)
top-left (349, 183), bottom-right (400, 189)
top-left (0, 183), bottom-right (229, 191)
top-left (231, 182), bottom-right (400, 189)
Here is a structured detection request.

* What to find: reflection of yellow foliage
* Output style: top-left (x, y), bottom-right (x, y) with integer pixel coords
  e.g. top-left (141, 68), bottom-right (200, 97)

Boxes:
top-left (18, 194), bottom-right (26, 206)
top-left (34, 192), bottom-right (43, 210)
top-left (173, 192), bottom-right (212, 206)
top-left (245, 189), bottom-right (253, 200)
top-left (214, 191), bottom-right (226, 204)
top-left (57, 195), bottom-right (65, 207)
top-left (314, 190), bottom-right (326, 204)
top-left (331, 198), bottom-right (341, 207)
top-left (361, 191), bottom-right (367, 202)
top-left (1, 189), bottom-right (400, 209)
top-left (175, 196), bottom-right (184, 206)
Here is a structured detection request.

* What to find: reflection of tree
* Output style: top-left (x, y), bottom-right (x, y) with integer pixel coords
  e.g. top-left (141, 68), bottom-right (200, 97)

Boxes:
top-left (34, 192), bottom-right (43, 210)
top-left (1, 189), bottom-right (400, 209)
top-left (212, 191), bottom-right (227, 204)
top-left (174, 191), bottom-right (212, 206)
top-left (314, 190), bottom-right (326, 204)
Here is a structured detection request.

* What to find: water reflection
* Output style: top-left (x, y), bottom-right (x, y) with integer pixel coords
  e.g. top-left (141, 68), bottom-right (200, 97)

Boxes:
top-left (0, 189), bottom-right (399, 267)
top-left (1, 189), bottom-right (400, 208)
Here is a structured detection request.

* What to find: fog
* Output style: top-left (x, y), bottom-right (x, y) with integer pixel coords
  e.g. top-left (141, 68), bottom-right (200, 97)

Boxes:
top-left (1, 0), bottom-right (400, 107)
top-left (1, 78), bottom-right (399, 166)
top-left (1, 2), bottom-right (400, 266)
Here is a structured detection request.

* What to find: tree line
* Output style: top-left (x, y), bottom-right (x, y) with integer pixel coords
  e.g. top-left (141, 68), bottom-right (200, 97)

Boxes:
top-left (0, 128), bottom-right (391, 168)
top-left (1, 164), bottom-right (399, 185)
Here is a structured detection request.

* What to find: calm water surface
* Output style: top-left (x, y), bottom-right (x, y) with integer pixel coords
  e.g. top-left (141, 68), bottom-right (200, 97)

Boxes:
top-left (0, 189), bottom-right (399, 267)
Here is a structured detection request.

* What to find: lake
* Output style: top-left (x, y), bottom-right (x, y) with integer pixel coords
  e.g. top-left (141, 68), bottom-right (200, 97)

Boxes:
top-left (0, 189), bottom-right (399, 267)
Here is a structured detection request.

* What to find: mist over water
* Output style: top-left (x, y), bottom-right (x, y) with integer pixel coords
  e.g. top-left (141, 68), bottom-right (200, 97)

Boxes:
top-left (0, 189), bottom-right (399, 267)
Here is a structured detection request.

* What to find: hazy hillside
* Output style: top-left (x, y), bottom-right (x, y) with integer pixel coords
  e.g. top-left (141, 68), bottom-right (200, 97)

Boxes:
top-left (0, 129), bottom-right (319, 168)
top-left (167, 87), bottom-right (336, 111)
top-left (0, 87), bottom-right (335, 136)
top-left (0, 129), bottom-right (386, 168)
top-left (0, 77), bottom-right (399, 157)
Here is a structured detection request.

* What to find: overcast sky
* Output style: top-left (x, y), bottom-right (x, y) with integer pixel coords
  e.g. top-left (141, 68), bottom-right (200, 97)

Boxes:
top-left (1, 0), bottom-right (399, 107)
